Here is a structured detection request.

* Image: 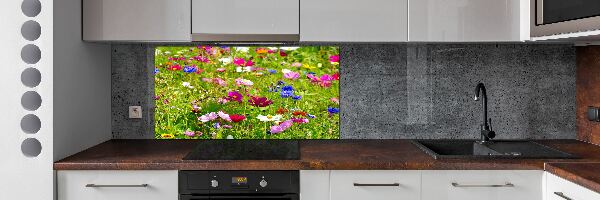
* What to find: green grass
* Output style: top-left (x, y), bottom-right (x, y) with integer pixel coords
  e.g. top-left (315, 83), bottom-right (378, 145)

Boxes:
top-left (154, 46), bottom-right (340, 139)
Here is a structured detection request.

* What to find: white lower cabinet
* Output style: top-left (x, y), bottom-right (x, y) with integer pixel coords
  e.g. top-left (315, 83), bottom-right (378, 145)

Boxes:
top-left (57, 170), bottom-right (178, 200)
top-left (546, 172), bottom-right (600, 200)
top-left (329, 170), bottom-right (421, 200)
top-left (421, 170), bottom-right (543, 200)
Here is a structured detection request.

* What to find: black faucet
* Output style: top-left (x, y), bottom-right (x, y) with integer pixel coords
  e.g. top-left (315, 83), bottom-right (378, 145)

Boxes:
top-left (474, 83), bottom-right (495, 143)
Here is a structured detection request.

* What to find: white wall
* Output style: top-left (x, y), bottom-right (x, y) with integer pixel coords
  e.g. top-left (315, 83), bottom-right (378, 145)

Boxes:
top-left (0, 0), bottom-right (54, 199)
top-left (53, 0), bottom-right (112, 161)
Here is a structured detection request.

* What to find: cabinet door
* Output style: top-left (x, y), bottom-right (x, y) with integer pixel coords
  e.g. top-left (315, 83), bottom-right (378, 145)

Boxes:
top-left (300, 171), bottom-right (330, 200)
top-left (409, 0), bottom-right (529, 42)
top-left (546, 172), bottom-right (600, 200)
top-left (191, 0), bottom-right (299, 41)
top-left (422, 170), bottom-right (543, 200)
top-left (57, 170), bottom-right (178, 200)
top-left (330, 170), bottom-right (420, 200)
top-left (300, 0), bottom-right (408, 42)
top-left (82, 0), bottom-right (191, 41)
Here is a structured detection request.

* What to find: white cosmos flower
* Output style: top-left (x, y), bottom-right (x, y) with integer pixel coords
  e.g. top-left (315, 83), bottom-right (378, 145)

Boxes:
top-left (226, 135), bottom-right (234, 139)
top-left (219, 57), bottom-right (232, 65)
top-left (182, 82), bottom-right (194, 88)
top-left (164, 51), bottom-right (171, 55)
top-left (236, 66), bottom-right (252, 73)
top-left (282, 69), bottom-right (292, 74)
top-left (234, 47), bottom-right (249, 52)
top-left (280, 47), bottom-right (299, 51)
top-left (257, 114), bottom-right (283, 122)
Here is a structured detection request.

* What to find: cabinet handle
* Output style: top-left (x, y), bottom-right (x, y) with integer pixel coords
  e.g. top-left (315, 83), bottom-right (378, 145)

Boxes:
top-left (451, 182), bottom-right (514, 188)
top-left (353, 183), bottom-right (400, 187)
top-left (554, 192), bottom-right (573, 200)
top-left (85, 184), bottom-right (149, 188)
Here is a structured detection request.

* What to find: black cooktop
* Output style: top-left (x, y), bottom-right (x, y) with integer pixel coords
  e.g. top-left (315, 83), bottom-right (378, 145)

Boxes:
top-left (183, 140), bottom-right (300, 160)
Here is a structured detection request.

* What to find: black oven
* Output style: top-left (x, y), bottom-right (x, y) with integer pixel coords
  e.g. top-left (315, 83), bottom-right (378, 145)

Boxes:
top-left (179, 171), bottom-right (299, 200)
top-left (533, 0), bottom-right (600, 37)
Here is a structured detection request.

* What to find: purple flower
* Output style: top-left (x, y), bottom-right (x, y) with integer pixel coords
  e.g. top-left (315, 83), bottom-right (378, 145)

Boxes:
top-left (154, 68), bottom-right (159, 74)
top-left (214, 122), bottom-right (221, 129)
top-left (292, 95), bottom-right (302, 100)
top-left (268, 69), bottom-right (277, 74)
top-left (307, 114), bottom-right (316, 118)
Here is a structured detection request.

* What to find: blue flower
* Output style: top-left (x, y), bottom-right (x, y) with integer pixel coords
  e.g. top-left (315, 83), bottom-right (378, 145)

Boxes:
top-left (213, 122), bottom-right (221, 129)
top-left (292, 95), bottom-right (302, 100)
top-left (307, 114), bottom-right (316, 118)
top-left (282, 85), bottom-right (294, 92)
top-left (307, 72), bottom-right (316, 75)
top-left (280, 90), bottom-right (294, 98)
top-left (183, 66), bottom-right (197, 73)
top-left (327, 107), bottom-right (340, 114)
top-left (277, 80), bottom-right (285, 85)
top-left (154, 68), bottom-right (159, 74)
top-left (268, 69), bottom-right (277, 74)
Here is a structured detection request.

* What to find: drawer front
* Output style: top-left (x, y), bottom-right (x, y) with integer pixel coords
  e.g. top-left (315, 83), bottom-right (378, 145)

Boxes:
top-left (546, 172), bottom-right (600, 200)
top-left (422, 170), bottom-right (543, 200)
top-left (57, 170), bottom-right (178, 200)
top-left (330, 170), bottom-right (420, 200)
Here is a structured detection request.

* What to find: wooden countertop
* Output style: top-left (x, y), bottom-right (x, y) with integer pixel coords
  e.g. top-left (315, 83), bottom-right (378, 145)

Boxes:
top-left (545, 162), bottom-right (600, 194)
top-left (54, 139), bottom-right (600, 193)
top-left (54, 139), bottom-right (600, 170)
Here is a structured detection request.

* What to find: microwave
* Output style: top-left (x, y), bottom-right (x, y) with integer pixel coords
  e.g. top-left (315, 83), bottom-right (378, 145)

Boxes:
top-left (532, 0), bottom-right (600, 37)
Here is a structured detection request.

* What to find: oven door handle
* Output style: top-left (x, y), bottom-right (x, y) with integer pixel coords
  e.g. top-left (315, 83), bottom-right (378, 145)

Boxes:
top-left (180, 194), bottom-right (298, 200)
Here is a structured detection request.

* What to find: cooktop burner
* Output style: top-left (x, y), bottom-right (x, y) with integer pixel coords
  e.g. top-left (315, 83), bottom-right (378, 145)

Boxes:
top-left (183, 140), bottom-right (300, 160)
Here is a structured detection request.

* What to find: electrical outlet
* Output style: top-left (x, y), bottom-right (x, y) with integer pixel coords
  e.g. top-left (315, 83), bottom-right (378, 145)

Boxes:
top-left (129, 106), bottom-right (142, 119)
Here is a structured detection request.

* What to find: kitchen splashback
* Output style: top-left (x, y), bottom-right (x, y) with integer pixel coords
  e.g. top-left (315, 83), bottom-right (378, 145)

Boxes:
top-left (112, 44), bottom-right (576, 139)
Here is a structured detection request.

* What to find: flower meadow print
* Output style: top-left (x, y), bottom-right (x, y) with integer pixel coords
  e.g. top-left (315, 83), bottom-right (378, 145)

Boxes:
top-left (154, 46), bottom-right (340, 139)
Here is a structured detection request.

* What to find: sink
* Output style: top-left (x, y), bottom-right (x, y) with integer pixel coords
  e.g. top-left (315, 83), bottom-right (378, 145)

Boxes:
top-left (411, 140), bottom-right (577, 159)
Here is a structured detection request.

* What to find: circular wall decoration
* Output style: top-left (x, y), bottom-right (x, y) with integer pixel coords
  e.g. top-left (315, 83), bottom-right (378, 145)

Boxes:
top-left (21, 20), bottom-right (41, 41)
top-left (21, 138), bottom-right (42, 157)
top-left (21, 68), bottom-right (41, 88)
top-left (21, 44), bottom-right (41, 64)
top-left (21, 0), bottom-right (41, 17)
top-left (21, 91), bottom-right (42, 111)
top-left (21, 114), bottom-right (41, 134)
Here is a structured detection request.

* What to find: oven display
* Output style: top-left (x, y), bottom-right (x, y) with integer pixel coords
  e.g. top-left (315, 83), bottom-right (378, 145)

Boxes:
top-left (232, 177), bottom-right (248, 185)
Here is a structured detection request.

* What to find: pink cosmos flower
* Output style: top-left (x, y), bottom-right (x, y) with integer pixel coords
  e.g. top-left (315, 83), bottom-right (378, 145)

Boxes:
top-left (217, 98), bottom-right (229, 104)
top-left (291, 118), bottom-right (309, 124)
top-left (331, 97), bottom-right (340, 104)
top-left (214, 78), bottom-right (227, 86)
top-left (245, 59), bottom-right (254, 67)
top-left (198, 112), bottom-right (218, 122)
top-left (270, 120), bottom-right (293, 134)
top-left (284, 71), bottom-right (300, 80)
top-left (218, 111), bottom-right (232, 122)
top-left (184, 131), bottom-right (196, 137)
top-left (216, 68), bottom-right (226, 72)
top-left (233, 58), bottom-right (246, 66)
top-left (227, 91), bottom-right (243, 103)
top-left (222, 125), bottom-right (233, 129)
top-left (235, 78), bottom-right (253, 86)
top-left (291, 62), bottom-right (302, 67)
top-left (329, 55), bottom-right (340, 63)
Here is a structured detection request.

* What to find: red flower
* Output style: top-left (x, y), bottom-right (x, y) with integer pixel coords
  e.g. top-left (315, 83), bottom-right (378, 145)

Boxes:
top-left (292, 111), bottom-right (307, 116)
top-left (333, 72), bottom-right (340, 80)
top-left (168, 64), bottom-right (182, 71)
top-left (279, 50), bottom-right (287, 57)
top-left (230, 114), bottom-right (246, 122)
top-left (248, 96), bottom-right (273, 107)
top-left (276, 107), bottom-right (288, 114)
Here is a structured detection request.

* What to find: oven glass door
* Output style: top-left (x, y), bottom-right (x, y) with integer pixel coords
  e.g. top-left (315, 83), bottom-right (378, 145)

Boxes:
top-left (180, 194), bottom-right (298, 200)
top-left (538, 0), bottom-right (600, 25)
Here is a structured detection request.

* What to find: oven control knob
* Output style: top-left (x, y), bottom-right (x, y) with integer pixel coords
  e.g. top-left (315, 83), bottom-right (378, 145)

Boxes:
top-left (259, 179), bottom-right (268, 188)
top-left (210, 179), bottom-right (219, 188)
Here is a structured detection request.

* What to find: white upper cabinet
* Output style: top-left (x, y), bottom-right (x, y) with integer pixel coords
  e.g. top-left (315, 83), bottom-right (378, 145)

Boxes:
top-left (82, 0), bottom-right (191, 41)
top-left (408, 0), bottom-right (530, 42)
top-left (300, 0), bottom-right (408, 42)
top-left (191, 0), bottom-right (300, 41)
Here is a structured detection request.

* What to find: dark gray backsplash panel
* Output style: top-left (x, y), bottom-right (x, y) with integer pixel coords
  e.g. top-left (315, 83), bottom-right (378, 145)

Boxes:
top-left (112, 44), bottom-right (576, 139)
